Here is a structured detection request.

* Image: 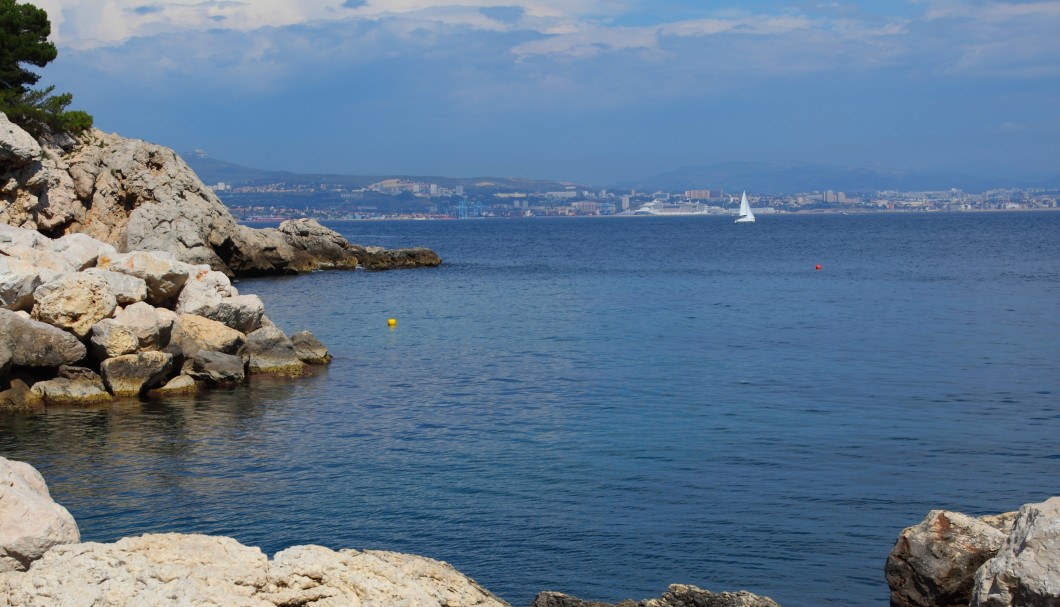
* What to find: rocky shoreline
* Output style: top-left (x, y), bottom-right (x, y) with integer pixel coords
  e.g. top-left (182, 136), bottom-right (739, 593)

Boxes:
top-left (2, 109), bottom-right (441, 409)
top-left (3, 455), bottom-right (1059, 607)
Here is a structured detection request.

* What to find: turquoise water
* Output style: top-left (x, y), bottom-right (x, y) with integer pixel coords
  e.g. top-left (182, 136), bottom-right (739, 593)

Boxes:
top-left (2, 213), bottom-right (1058, 606)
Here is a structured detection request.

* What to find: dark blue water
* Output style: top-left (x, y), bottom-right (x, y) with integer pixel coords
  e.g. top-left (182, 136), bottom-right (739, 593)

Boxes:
top-left (2, 213), bottom-right (1058, 607)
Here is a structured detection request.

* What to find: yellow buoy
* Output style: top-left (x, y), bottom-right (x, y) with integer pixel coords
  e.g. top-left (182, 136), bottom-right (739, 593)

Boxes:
top-left (387, 318), bottom-right (397, 327)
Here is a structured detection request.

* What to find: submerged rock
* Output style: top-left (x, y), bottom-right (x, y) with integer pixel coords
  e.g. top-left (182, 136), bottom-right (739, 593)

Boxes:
top-left (531, 584), bottom-right (781, 607)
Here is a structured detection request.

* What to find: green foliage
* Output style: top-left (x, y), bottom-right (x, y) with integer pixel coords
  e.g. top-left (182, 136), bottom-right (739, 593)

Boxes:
top-left (0, 0), bottom-right (92, 137)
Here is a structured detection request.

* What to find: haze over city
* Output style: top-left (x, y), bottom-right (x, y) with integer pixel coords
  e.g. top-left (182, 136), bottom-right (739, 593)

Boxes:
top-left (33, 0), bottom-right (1060, 185)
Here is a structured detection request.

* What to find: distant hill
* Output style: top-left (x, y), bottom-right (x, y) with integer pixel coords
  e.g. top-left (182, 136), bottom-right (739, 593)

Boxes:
top-left (614, 161), bottom-right (1029, 195)
top-left (179, 151), bottom-right (579, 193)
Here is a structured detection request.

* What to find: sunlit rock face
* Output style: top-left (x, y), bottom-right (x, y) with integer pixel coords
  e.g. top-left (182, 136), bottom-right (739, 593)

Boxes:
top-left (1, 113), bottom-right (441, 275)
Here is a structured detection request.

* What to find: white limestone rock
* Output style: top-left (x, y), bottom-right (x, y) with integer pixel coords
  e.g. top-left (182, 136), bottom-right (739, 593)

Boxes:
top-left (89, 318), bottom-right (140, 359)
top-left (47, 232), bottom-right (116, 271)
top-left (96, 250), bottom-right (201, 306)
top-left (112, 301), bottom-right (174, 351)
top-left (80, 268), bottom-right (148, 306)
top-left (101, 351), bottom-right (175, 397)
top-left (972, 496), bottom-right (1060, 607)
top-left (0, 533), bottom-right (509, 607)
top-left (0, 456), bottom-right (80, 573)
top-left (0, 256), bottom-right (49, 311)
top-left (31, 272), bottom-right (117, 338)
top-left (0, 309), bottom-right (86, 367)
top-left (0, 113), bottom-right (42, 164)
top-left (246, 325), bottom-right (304, 376)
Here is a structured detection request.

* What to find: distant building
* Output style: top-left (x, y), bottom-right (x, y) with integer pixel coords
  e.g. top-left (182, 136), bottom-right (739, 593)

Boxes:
top-left (685, 189), bottom-right (712, 200)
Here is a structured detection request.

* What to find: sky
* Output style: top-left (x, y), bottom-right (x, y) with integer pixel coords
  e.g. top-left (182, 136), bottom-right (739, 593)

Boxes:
top-left (29, 0), bottom-right (1060, 185)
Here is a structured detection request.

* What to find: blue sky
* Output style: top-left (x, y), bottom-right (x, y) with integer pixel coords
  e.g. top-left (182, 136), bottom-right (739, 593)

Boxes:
top-left (32, 0), bottom-right (1060, 185)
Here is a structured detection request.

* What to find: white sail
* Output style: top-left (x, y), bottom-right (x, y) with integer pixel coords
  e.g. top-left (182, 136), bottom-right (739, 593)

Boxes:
top-left (735, 191), bottom-right (755, 223)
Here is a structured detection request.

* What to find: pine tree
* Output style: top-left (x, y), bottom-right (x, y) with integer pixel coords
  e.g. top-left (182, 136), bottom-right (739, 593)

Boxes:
top-left (0, 0), bottom-right (92, 136)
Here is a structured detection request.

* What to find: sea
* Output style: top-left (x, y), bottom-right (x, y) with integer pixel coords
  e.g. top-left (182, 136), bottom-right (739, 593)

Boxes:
top-left (2, 212), bottom-right (1058, 607)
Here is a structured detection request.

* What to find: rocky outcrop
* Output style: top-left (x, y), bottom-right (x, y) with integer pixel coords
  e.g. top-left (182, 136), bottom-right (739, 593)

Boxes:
top-left (886, 510), bottom-right (1016, 607)
top-left (531, 585), bottom-right (781, 607)
top-left (1, 113), bottom-right (441, 275)
top-left (0, 534), bottom-right (509, 607)
top-left (0, 224), bottom-right (331, 409)
top-left (887, 499), bottom-right (1060, 607)
top-left (971, 497), bottom-right (1060, 607)
top-left (0, 456), bottom-right (80, 573)
top-left (292, 329), bottom-right (332, 364)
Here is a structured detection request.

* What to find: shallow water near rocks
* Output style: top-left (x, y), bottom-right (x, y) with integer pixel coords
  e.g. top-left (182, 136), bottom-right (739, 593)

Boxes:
top-left (2, 212), bottom-right (1059, 607)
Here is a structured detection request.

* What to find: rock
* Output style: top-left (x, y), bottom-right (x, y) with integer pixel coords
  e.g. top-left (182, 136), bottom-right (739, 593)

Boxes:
top-left (175, 268), bottom-right (236, 315)
top-left (246, 326), bottom-right (304, 376)
top-left (184, 350), bottom-right (245, 385)
top-left (0, 309), bottom-right (86, 367)
top-left (146, 374), bottom-right (197, 397)
top-left (0, 379), bottom-right (44, 413)
top-left (101, 352), bottom-right (174, 397)
top-left (0, 243), bottom-right (75, 273)
top-left (886, 509), bottom-right (1015, 607)
top-left (169, 313), bottom-right (246, 358)
top-left (0, 456), bottom-right (80, 573)
top-left (0, 224), bottom-right (48, 250)
top-left (352, 245), bottom-right (443, 270)
top-left (0, 113), bottom-right (42, 165)
top-left (89, 318), bottom-right (140, 359)
top-left (0, 342), bottom-right (9, 381)
top-left (96, 250), bottom-right (199, 306)
top-left (80, 268), bottom-right (148, 305)
top-left (291, 330), bottom-right (332, 364)
top-left (277, 218), bottom-right (360, 269)
top-left (30, 366), bottom-right (112, 405)
top-left (31, 272), bottom-right (117, 338)
top-left (0, 533), bottom-right (509, 607)
top-left (112, 301), bottom-right (174, 351)
top-left (0, 255), bottom-right (47, 311)
top-left (971, 496), bottom-right (1060, 607)
top-left (531, 584), bottom-right (781, 607)
top-left (47, 232), bottom-right (116, 271)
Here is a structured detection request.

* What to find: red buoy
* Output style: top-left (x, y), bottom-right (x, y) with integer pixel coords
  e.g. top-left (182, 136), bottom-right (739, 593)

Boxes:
top-left (815, 264), bottom-right (822, 270)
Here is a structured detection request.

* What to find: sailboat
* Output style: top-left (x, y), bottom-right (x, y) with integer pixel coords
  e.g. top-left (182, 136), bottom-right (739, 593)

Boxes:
top-left (735, 191), bottom-right (755, 223)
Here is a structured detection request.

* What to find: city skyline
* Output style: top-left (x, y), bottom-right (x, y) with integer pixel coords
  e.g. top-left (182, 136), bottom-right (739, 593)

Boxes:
top-left (33, 0), bottom-right (1060, 184)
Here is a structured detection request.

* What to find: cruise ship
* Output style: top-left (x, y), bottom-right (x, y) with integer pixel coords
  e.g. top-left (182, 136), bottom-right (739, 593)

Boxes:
top-left (633, 199), bottom-right (712, 216)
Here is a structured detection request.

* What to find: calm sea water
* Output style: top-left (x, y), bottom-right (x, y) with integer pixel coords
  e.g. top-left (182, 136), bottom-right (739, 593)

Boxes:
top-left (2, 212), bottom-right (1058, 607)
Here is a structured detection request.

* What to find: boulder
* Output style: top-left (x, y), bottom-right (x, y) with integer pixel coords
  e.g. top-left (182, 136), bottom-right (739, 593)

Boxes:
top-left (0, 243), bottom-right (74, 273)
top-left (277, 218), bottom-right (360, 269)
top-left (30, 366), bottom-right (112, 405)
top-left (112, 301), bottom-right (174, 351)
top-left (80, 268), bottom-right (148, 305)
top-left (0, 379), bottom-right (44, 413)
top-left (0, 342), bottom-right (9, 381)
top-left (352, 245), bottom-right (443, 270)
top-left (0, 112), bottom-right (42, 165)
top-left (0, 456), bottom-right (80, 573)
top-left (531, 584), bottom-right (781, 607)
top-left (175, 268), bottom-right (236, 316)
top-left (146, 374), bottom-right (197, 397)
top-left (47, 232), bottom-right (116, 271)
top-left (886, 510), bottom-right (1016, 607)
top-left (101, 352), bottom-right (174, 397)
top-left (169, 313), bottom-right (246, 358)
top-left (89, 318), bottom-right (140, 359)
top-left (0, 256), bottom-right (53, 311)
top-left (183, 350), bottom-right (245, 385)
top-left (971, 497), bottom-right (1060, 607)
top-left (0, 309), bottom-right (86, 367)
top-left (0, 533), bottom-right (509, 607)
top-left (246, 326), bottom-right (304, 376)
top-left (96, 250), bottom-right (200, 306)
top-left (31, 272), bottom-right (117, 338)
top-left (291, 330), bottom-right (332, 364)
